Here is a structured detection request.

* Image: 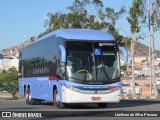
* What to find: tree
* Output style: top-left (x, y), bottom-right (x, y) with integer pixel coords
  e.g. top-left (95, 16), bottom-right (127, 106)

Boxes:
top-left (121, 65), bottom-right (127, 71)
top-left (127, 0), bottom-right (144, 96)
top-left (105, 7), bottom-right (126, 42)
top-left (38, 0), bottom-right (126, 45)
top-left (127, 0), bottom-right (160, 95)
top-left (30, 36), bottom-right (36, 42)
top-left (9, 66), bottom-right (17, 71)
top-left (0, 69), bottom-right (18, 99)
top-left (126, 38), bottom-right (131, 47)
top-left (148, 0), bottom-right (160, 96)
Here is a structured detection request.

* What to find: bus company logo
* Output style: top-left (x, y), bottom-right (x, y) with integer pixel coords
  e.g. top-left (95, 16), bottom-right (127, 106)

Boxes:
top-left (2, 112), bottom-right (11, 117)
top-left (1, 112), bottom-right (42, 118)
top-left (99, 43), bottom-right (114, 47)
top-left (94, 90), bottom-right (98, 94)
top-left (33, 67), bottom-right (49, 75)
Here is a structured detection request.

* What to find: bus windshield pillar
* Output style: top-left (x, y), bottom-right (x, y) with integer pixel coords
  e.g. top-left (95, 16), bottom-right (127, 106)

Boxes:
top-left (59, 45), bottom-right (66, 63)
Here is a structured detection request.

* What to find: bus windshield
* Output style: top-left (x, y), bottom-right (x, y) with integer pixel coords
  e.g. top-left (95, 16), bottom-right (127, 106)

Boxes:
top-left (66, 41), bottom-right (120, 83)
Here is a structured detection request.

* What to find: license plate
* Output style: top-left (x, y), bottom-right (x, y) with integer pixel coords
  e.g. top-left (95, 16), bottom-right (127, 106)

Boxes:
top-left (91, 97), bottom-right (101, 101)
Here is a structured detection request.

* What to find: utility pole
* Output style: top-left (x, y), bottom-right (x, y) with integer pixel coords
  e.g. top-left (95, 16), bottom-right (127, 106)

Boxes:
top-left (148, 0), bottom-right (152, 95)
top-left (151, 25), bottom-right (157, 95)
top-left (131, 33), bottom-right (135, 96)
top-left (149, 0), bottom-right (158, 96)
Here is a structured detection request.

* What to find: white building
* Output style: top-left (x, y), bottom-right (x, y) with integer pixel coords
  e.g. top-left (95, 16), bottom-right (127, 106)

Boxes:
top-left (0, 59), bottom-right (19, 71)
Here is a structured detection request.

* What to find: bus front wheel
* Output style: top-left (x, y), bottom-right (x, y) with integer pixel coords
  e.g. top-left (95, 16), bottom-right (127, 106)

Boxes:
top-left (53, 89), bottom-right (65, 108)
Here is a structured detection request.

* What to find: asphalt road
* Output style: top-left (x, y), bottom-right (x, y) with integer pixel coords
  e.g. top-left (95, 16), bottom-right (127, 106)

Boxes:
top-left (0, 99), bottom-right (160, 111)
top-left (0, 99), bottom-right (160, 120)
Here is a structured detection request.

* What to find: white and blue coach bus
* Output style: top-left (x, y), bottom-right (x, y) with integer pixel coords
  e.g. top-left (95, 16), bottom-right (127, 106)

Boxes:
top-left (18, 29), bottom-right (128, 108)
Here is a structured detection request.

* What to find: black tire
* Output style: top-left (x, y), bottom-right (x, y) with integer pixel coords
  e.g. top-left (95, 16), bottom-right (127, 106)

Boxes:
top-left (53, 89), bottom-right (65, 108)
top-left (97, 103), bottom-right (107, 108)
top-left (25, 88), bottom-right (36, 105)
top-left (35, 100), bottom-right (42, 105)
top-left (25, 89), bottom-right (30, 105)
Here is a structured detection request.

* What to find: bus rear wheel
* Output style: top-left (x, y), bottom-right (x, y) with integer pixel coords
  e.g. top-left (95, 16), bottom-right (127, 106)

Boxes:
top-left (97, 103), bottom-right (107, 108)
top-left (53, 89), bottom-right (65, 108)
top-left (25, 88), bottom-right (36, 105)
top-left (25, 89), bottom-right (30, 105)
top-left (35, 100), bottom-right (42, 105)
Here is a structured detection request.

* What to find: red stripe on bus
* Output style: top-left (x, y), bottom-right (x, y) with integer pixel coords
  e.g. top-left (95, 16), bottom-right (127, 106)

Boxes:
top-left (108, 86), bottom-right (118, 90)
top-left (49, 76), bottom-right (59, 80)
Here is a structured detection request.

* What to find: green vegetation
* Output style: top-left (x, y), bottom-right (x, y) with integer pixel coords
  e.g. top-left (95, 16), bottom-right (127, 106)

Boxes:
top-left (38, 0), bottom-right (126, 45)
top-left (126, 38), bottom-right (131, 47)
top-left (0, 67), bottom-right (18, 100)
top-left (121, 65), bottom-right (127, 71)
top-left (127, 0), bottom-right (144, 34)
top-left (141, 60), bottom-right (146, 63)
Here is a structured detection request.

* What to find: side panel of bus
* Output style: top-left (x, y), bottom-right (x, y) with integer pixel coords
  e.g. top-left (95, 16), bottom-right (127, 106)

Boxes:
top-left (18, 36), bottom-right (65, 101)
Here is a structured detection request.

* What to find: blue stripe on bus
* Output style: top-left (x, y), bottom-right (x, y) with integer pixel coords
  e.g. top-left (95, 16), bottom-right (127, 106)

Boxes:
top-left (19, 76), bottom-right (121, 102)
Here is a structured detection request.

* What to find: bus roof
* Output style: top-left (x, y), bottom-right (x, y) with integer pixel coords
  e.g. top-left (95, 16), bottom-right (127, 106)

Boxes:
top-left (37, 29), bottom-right (115, 41)
top-left (21, 29), bottom-right (115, 50)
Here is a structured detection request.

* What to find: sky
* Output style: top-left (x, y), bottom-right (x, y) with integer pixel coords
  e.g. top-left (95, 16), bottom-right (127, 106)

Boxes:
top-left (0, 0), bottom-right (159, 50)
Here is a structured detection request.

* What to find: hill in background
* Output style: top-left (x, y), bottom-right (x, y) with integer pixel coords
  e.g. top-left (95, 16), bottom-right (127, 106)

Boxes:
top-left (0, 39), bottom-right (160, 59)
top-left (0, 40), bottom-right (32, 59)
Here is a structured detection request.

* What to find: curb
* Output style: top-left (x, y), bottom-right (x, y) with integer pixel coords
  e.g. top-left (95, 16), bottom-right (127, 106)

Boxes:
top-left (0, 94), bottom-right (12, 99)
top-left (120, 96), bottom-right (160, 100)
top-left (0, 94), bottom-right (24, 100)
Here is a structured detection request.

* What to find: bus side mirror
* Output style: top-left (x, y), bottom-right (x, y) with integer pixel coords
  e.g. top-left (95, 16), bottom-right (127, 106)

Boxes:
top-left (59, 45), bottom-right (66, 63)
top-left (119, 47), bottom-right (128, 64)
